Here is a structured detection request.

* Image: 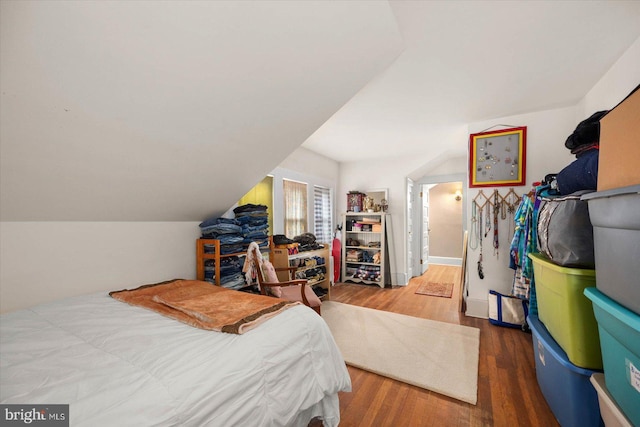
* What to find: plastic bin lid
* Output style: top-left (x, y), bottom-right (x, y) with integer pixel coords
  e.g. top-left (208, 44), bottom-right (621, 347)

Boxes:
top-left (584, 287), bottom-right (640, 332)
top-left (581, 184), bottom-right (640, 201)
top-left (528, 252), bottom-right (596, 276)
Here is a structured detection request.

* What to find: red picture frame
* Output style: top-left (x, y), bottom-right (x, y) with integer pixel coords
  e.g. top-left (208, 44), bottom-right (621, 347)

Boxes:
top-left (469, 126), bottom-right (527, 188)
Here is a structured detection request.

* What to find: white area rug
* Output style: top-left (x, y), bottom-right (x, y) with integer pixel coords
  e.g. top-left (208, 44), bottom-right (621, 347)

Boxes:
top-left (322, 301), bottom-right (480, 404)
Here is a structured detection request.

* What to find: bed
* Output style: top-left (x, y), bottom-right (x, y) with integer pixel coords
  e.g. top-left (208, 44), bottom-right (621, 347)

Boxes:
top-left (0, 286), bottom-right (351, 426)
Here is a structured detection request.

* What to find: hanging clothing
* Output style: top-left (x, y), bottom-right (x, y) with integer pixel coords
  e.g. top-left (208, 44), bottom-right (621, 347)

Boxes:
top-left (556, 149), bottom-right (599, 195)
top-left (509, 186), bottom-right (545, 315)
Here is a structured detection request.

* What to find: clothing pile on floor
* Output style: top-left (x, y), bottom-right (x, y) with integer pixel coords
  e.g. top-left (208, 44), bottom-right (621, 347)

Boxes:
top-left (199, 204), bottom-right (269, 289)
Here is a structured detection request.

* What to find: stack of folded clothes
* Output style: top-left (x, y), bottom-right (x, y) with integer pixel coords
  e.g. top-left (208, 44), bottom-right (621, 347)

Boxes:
top-left (234, 204), bottom-right (270, 249)
top-left (358, 251), bottom-right (374, 263)
top-left (199, 204), bottom-right (270, 290)
top-left (292, 233), bottom-right (324, 252)
top-left (203, 257), bottom-right (244, 289)
top-left (346, 249), bottom-right (363, 262)
top-left (200, 217), bottom-right (244, 254)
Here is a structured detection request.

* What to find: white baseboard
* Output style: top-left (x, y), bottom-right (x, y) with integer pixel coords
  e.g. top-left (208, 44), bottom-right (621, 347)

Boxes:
top-left (391, 272), bottom-right (408, 286)
top-left (428, 256), bottom-right (462, 266)
top-left (464, 297), bottom-right (488, 319)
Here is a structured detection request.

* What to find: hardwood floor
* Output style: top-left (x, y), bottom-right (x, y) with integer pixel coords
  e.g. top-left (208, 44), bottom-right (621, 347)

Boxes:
top-left (330, 265), bottom-right (559, 427)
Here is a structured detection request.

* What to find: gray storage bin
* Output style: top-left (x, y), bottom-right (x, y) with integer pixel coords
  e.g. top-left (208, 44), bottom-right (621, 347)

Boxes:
top-left (582, 185), bottom-right (640, 315)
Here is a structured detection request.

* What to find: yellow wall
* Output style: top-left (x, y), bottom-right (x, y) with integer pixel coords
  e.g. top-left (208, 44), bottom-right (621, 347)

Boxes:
top-left (238, 176), bottom-right (273, 234)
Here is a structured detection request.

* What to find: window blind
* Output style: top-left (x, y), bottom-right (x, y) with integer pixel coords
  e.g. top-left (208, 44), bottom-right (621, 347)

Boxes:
top-left (313, 185), bottom-right (332, 243)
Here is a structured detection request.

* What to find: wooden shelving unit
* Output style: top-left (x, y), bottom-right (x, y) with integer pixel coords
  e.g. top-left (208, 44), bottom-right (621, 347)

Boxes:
top-left (341, 212), bottom-right (390, 288)
top-left (271, 244), bottom-right (331, 300)
top-left (196, 238), bottom-right (270, 287)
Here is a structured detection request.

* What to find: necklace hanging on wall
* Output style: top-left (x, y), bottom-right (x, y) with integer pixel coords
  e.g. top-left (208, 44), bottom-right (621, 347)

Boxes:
top-left (477, 203), bottom-right (484, 279)
top-left (472, 191), bottom-right (490, 280)
top-left (493, 190), bottom-right (500, 257)
top-left (503, 188), bottom-right (521, 241)
top-left (469, 201), bottom-right (479, 250)
top-left (484, 201), bottom-right (492, 239)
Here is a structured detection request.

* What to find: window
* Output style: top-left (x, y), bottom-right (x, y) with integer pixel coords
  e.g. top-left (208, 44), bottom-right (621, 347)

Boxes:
top-left (314, 185), bottom-right (332, 243)
top-left (283, 179), bottom-right (307, 238)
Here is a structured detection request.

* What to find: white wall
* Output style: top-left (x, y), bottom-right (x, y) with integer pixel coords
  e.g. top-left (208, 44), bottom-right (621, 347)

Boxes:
top-left (339, 155), bottom-right (426, 284)
top-left (279, 147), bottom-right (340, 184)
top-left (343, 103), bottom-right (604, 317)
top-left (337, 124), bottom-right (469, 285)
top-left (272, 147), bottom-right (340, 239)
top-left (464, 107), bottom-right (576, 317)
top-left (0, 222), bottom-right (200, 313)
top-left (578, 36), bottom-right (640, 117)
top-left (0, 148), bottom-right (337, 314)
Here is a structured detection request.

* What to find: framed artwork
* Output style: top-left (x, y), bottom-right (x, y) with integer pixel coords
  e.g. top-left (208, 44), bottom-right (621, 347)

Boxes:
top-left (469, 126), bottom-right (527, 188)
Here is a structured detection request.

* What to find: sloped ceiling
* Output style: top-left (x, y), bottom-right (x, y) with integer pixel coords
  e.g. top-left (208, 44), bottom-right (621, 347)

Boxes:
top-left (0, 1), bottom-right (403, 221)
top-left (4, 1), bottom-right (640, 223)
top-left (303, 1), bottom-right (640, 162)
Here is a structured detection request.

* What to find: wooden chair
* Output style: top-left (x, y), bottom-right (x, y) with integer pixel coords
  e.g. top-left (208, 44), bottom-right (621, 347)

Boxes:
top-left (250, 246), bottom-right (322, 315)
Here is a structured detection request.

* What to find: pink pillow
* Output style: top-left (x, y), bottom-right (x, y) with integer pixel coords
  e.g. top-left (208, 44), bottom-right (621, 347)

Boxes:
top-left (261, 261), bottom-right (282, 298)
top-left (279, 284), bottom-right (322, 308)
top-left (262, 260), bottom-right (321, 307)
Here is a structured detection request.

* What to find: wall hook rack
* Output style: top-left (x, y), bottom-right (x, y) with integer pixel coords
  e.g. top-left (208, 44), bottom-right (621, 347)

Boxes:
top-left (473, 190), bottom-right (490, 210)
top-left (503, 188), bottom-right (523, 212)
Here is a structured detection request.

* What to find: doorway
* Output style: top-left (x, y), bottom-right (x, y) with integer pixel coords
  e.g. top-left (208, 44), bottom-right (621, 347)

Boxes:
top-left (410, 174), bottom-right (466, 277)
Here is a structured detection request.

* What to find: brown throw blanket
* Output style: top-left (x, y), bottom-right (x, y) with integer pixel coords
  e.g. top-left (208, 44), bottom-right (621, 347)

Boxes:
top-left (110, 279), bottom-right (299, 334)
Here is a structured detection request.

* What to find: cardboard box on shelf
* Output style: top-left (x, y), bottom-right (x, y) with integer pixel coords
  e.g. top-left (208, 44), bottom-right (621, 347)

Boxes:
top-left (598, 85), bottom-right (640, 191)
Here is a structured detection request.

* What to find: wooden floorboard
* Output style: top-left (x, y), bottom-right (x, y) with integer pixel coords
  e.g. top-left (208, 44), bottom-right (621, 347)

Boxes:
top-left (330, 265), bottom-right (559, 427)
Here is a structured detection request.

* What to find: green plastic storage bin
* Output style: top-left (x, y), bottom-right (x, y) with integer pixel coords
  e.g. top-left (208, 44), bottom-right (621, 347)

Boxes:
top-left (584, 288), bottom-right (640, 427)
top-left (529, 253), bottom-right (602, 369)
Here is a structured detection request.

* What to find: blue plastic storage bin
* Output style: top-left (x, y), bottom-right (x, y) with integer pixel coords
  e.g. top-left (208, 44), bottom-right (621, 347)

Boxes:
top-left (584, 287), bottom-right (640, 427)
top-left (527, 315), bottom-right (603, 427)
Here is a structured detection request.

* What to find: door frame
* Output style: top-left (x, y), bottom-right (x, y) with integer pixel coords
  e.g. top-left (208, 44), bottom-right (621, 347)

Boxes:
top-left (410, 173), bottom-right (467, 277)
top-left (420, 183), bottom-right (435, 274)
top-left (406, 178), bottom-right (414, 280)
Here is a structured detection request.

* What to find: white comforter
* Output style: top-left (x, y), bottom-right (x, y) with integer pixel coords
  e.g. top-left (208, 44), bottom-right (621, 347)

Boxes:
top-left (0, 293), bottom-right (351, 426)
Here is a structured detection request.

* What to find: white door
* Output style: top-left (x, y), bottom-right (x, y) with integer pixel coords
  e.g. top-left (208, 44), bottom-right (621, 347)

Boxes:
top-left (421, 185), bottom-right (430, 274)
top-left (406, 178), bottom-right (414, 280)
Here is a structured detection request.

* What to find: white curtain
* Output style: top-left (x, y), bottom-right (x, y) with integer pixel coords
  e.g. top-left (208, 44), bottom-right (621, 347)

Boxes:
top-left (283, 179), bottom-right (307, 238)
